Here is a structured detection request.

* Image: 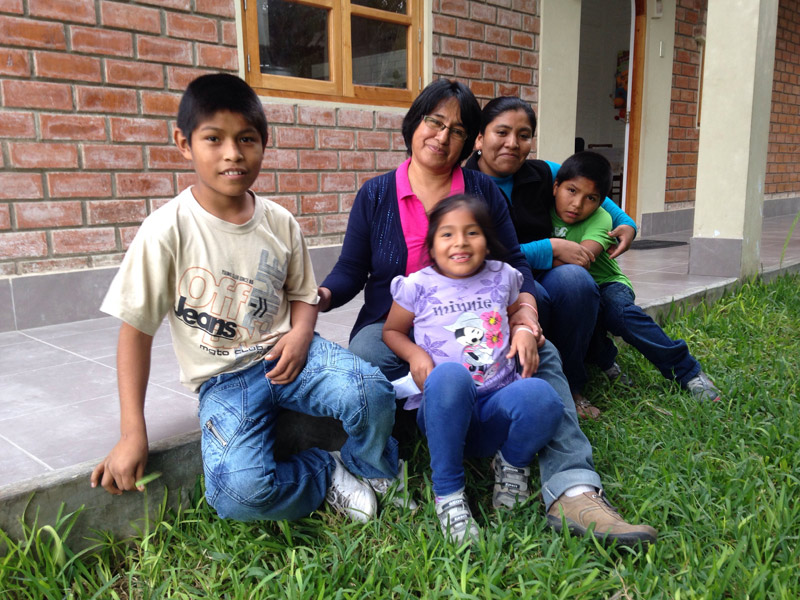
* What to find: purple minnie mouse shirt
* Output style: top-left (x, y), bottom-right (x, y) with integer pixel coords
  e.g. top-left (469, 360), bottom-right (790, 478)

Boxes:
top-left (390, 260), bottom-right (523, 408)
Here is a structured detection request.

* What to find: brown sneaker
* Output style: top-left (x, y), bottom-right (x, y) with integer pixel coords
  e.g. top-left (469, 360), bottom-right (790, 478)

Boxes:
top-left (547, 490), bottom-right (657, 547)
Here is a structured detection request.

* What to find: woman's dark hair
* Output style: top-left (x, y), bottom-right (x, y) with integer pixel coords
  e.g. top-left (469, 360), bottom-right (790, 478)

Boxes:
top-left (402, 79), bottom-right (481, 164)
top-left (424, 194), bottom-right (506, 266)
top-left (177, 73), bottom-right (268, 147)
top-left (555, 151), bottom-right (613, 198)
top-left (479, 96), bottom-right (536, 135)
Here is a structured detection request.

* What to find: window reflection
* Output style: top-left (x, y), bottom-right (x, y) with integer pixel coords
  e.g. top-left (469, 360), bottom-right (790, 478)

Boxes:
top-left (351, 16), bottom-right (407, 88)
top-left (258, 0), bottom-right (329, 80)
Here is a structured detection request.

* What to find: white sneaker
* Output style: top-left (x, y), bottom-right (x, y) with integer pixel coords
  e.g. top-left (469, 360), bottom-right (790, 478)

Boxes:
top-left (365, 459), bottom-right (419, 510)
top-left (435, 491), bottom-right (480, 544)
top-left (325, 451), bottom-right (377, 523)
top-left (491, 451), bottom-right (530, 509)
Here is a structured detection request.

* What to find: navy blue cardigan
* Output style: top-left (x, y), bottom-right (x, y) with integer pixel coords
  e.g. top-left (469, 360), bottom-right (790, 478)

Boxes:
top-left (320, 167), bottom-right (537, 341)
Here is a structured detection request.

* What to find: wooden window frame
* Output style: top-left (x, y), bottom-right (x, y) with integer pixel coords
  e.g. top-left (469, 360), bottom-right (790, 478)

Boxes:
top-left (241, 0), bottom-right (423, 107)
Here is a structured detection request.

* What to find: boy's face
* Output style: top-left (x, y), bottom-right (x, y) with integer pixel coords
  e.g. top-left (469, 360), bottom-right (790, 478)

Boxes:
top-left (174, 110), bottom-right (264, 211)
top-left (553, 176), bottom-right (603, 224)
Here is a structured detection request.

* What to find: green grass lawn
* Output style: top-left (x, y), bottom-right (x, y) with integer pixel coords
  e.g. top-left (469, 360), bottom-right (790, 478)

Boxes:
top-left (3, 275), bottom-right (799, 599)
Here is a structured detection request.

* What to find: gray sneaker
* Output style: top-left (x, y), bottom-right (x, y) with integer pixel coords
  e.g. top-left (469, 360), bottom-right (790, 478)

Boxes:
top-left (491, 451), bottom-right (530, 509)
top-left (684, 370), bottom-right (720, 402)
top-left (603, 362), bottom-right (634, 387)
top-left (325, 451), bottom-right (377, 523)
top-left (435, 491), bottom-right (480, 544)
top-left (365, 459), bottom-right (419, 510)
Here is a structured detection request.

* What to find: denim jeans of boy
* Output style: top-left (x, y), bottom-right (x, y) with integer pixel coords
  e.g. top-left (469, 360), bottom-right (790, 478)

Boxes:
top-left (197, 334), bottom-right (399, 522)
top-left (534, 264), bottom-right (601, 394)
top-left (415, 362), bottom-right (564, 496)
top-left (592, 282), bottom-right (701, 385)
top-left (349, 323), bottom-right (602, 509)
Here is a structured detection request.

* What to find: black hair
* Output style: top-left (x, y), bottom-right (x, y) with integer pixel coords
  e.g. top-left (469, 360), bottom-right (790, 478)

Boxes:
top-left (555, 151), bottom-right (613, 198)
top-left (402, 79), bottom-right (481, 164)
top-left (176, 73), bottom-right (268, 147)
top-left (479, 96), bottom-right (537, 135)
top-left (424, 194), bottom-right (506, 268)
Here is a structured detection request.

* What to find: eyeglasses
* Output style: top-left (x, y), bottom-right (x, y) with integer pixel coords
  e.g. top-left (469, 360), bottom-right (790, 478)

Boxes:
top-left (422, 115), bottom-right (468, 142)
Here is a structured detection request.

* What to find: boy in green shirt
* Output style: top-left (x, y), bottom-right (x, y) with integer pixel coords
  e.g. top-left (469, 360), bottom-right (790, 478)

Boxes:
top-left (550, 151), bottom-right (720, 407)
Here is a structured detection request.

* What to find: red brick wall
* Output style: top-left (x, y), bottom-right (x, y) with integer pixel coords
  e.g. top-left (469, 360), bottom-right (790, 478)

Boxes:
top-left (664, 0), bottom-right (706, 205)
top-left (766, 0), bottom-right (800, 196)
top-left (1, 0), bottom-right (541, 277)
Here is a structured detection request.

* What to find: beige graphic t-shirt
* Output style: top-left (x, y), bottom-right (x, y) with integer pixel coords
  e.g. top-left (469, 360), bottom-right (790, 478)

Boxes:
top-left (101, 188), bottom-right (319, 392)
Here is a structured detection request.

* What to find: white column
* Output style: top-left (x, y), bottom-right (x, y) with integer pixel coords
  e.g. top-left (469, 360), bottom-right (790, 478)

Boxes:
top-left (689, 0), bottom-right (778, 277)
top-left (537, 0), bottom-right (581, 162)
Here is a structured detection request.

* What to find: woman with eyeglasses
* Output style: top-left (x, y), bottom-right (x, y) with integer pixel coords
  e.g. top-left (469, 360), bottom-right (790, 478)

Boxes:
top-left (317, 79), bottom-right (657, 548)
top-left (318, 79), bottom-right (541, 381)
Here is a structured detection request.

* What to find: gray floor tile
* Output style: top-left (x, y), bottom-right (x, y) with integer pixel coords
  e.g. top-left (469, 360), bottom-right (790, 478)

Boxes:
top-left (1, 339), bottom-right (85, 377)
top-left (0, 436), bottom-right (51, 485)
top-left (0, 360), bottom-right (118, 421)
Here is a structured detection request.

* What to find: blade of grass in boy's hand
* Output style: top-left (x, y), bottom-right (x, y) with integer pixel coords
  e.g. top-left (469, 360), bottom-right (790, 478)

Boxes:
top-left (135, 471), bottom-right (163, 488)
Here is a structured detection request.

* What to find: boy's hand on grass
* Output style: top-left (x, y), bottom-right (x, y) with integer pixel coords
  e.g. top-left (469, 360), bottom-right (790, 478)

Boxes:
top-left (265, 328), bottom-right (313, 385)
top-left (607, 224), bottom-right (636, 259)
top-left (90, 433), bottom-right (149, 495)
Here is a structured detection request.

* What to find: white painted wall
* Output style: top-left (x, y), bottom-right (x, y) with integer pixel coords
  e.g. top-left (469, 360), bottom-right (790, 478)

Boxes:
top-left (576, 1), bottom-right (630, 153)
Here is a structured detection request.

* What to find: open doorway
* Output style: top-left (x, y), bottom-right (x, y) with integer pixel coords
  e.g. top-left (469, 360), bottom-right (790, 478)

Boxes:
top-left (575, 0), bottom-right (640, 215)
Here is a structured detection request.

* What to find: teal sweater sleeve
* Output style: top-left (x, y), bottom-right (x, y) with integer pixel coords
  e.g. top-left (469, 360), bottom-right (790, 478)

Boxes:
top-left (545, 160), bottom-right (637, 232)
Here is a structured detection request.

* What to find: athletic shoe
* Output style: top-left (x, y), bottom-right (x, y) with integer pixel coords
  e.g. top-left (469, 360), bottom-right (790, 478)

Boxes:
top-left (435, 491), bottom-right (480, 544)
top-left (603, 362), bottom-right (634, 387)
top-left (684, 371), bottom-right (721, 401)
top-left (491, 451), bottom-right (530, 509)
top-left (365, 459), bottom-right (418, 510)
top-left (547, 490), bottom-right (658, 547)
top-left (325, 451), bottom-right (377, 523)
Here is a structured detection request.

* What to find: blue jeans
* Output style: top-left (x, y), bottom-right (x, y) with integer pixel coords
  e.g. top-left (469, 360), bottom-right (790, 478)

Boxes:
top-left (348, 323), bottom-right (601, 509)
top-left (416, 362), bottom-right (564, 496)
top-left (198, 334), bottom-right (399, 522)
top-left (534, 264), bottom-right (601, 394)
top-left (591, 282), bottom-right (701, 385)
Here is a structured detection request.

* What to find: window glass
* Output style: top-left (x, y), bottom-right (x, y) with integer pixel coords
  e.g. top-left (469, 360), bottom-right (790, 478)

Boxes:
top-left (257, 0), bottom-right (329, 80)
top-left (351, 0), bottom-right (407, 14)
top-left (351, 16), bottom-right (407, 89)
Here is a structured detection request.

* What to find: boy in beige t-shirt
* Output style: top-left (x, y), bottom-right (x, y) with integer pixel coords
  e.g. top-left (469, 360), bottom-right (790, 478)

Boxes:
top-left (91, 73), bottom-right (409, 523)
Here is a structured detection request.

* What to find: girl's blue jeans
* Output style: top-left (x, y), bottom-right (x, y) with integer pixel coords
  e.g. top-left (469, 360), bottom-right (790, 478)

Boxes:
top-left (416, 362), bottom-right (564, 497)
top-left (197, 334), bottom-right (399, 522)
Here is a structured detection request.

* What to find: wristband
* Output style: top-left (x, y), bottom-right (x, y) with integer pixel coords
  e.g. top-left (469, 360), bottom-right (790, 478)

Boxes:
top-left (513, 326), bottom-right (535, 336)
top-left (519, 302), bottom-right (539, 319)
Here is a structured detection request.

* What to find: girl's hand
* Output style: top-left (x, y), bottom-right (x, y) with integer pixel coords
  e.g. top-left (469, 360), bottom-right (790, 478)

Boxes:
top-left (409, 351), bottom-right (435, 392)
top-left (507, 327), bottom-right (539, 377)
top-left (606, 224), bottom-right (636, 259)
top-left (551, 238), bottom-right (595, 269)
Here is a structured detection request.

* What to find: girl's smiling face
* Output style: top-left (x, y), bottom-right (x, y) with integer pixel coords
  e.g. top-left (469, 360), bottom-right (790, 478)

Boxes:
top-left (430, 206), bottom-right (487, 279)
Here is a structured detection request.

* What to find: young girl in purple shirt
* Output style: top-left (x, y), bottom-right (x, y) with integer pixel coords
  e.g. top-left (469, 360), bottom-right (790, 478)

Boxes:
top-left (383, 194), bottom-right (564, 545)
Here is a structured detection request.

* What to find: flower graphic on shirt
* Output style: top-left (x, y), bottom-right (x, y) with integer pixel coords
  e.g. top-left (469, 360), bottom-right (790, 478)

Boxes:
top-left (485, 328), bottom-right (504, 349)
top-left (415, 283), bottom-right (441, 312)
top-left (476, 273), bottom-right (510, 304)
top-left (481, 310), bottom-right (502, 331)
top-left (418, 333), bottom-right (448, 358)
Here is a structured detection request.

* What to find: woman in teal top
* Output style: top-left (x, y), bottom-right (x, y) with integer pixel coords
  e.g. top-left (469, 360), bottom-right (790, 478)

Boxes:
top-left (463, 96), bottom-right (637, 418)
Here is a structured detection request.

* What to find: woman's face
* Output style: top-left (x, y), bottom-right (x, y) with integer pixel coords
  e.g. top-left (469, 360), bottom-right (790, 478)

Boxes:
top-left (409, 98), bottom-right (466, 175)
top-left (474, 109), bottom-right (533, 178)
